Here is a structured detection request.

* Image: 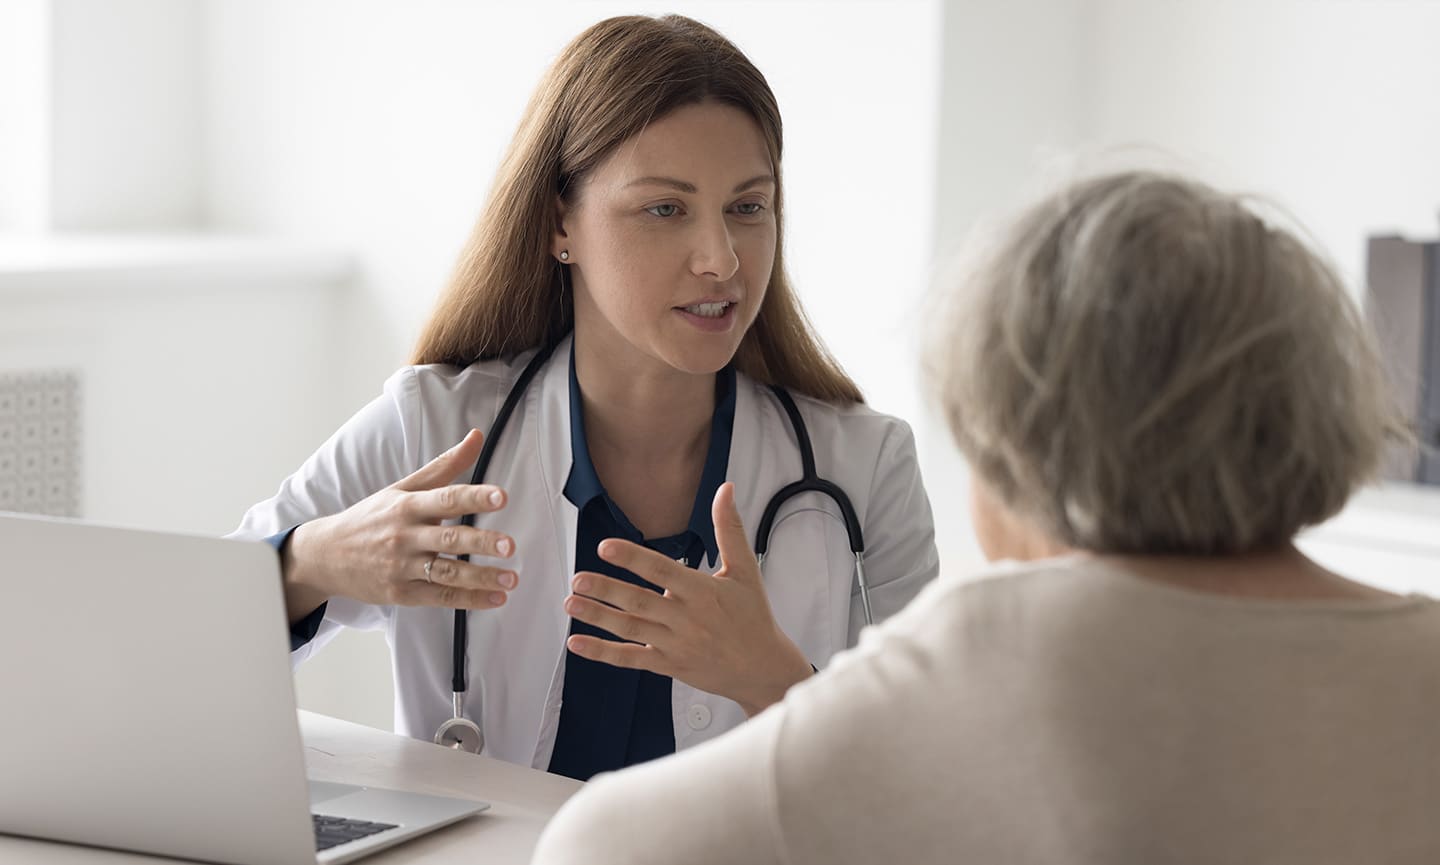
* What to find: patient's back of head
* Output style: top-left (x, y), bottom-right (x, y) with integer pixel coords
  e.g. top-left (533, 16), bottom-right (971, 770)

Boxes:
top-left (772, 171), bottom-right (1440, 865)
top-left (933, 170), bottom-right (1398, 555)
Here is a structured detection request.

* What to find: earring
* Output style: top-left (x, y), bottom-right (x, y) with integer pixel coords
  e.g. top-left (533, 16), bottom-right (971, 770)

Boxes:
top-left (559, 250), bottom-right (570, 262)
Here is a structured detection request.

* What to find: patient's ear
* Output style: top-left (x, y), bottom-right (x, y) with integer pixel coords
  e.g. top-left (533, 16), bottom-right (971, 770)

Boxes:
top-left (969, 475), bottom-right (1067, 562)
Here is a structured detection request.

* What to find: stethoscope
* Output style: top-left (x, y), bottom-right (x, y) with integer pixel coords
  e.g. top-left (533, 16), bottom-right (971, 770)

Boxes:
top-left (434, 340), bottom-right (870, 752)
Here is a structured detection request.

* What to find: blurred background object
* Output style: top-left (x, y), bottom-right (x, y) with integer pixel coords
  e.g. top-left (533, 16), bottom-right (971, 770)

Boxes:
top-left (1365, 231), bottom-right (1440, 484)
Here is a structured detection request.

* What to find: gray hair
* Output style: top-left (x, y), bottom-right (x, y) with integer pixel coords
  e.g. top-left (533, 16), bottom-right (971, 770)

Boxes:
top-left (928, 171), bottom-right (1402, 555)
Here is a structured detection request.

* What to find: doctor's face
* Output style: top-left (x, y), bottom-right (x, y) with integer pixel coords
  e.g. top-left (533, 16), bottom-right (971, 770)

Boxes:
top-left (555, 100), bottom-right (777, 378)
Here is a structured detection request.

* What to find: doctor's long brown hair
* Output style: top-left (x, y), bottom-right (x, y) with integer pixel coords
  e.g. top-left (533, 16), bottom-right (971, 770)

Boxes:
top-left (411, 14), bottom-right (863, 404)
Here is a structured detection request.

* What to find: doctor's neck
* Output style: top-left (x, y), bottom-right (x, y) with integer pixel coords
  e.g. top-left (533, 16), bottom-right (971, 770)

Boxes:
top-left (573, 337), bottom-right (716, 469)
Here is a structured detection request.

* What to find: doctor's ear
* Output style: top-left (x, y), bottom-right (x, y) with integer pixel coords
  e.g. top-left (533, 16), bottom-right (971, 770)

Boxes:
top-left (551, 197), bottom-right (573, 264)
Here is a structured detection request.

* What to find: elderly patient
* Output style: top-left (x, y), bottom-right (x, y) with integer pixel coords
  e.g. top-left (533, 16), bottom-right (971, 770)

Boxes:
top-left (531, 171), bottom-right (1440, 864)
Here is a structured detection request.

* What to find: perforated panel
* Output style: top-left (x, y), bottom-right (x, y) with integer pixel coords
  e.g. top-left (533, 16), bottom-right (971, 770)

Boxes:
top-left (0, 370), bottom-right (82, 516)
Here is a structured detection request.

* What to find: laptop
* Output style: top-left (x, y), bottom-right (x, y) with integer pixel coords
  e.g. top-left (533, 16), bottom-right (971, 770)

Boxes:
top-left (0, 512), bottom-right (488, 864)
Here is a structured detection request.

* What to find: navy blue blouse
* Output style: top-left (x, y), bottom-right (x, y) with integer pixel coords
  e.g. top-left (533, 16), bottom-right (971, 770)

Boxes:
top-left (547, 348), bottom-right (735, 780)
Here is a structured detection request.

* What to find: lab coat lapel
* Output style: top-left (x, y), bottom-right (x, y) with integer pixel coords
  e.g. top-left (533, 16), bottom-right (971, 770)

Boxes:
top-left (534, 333), bottom-right (578, 565)
top-left (529, 333), bottom-right (578, 768)
top-left (728, 376), bottom-right (792, 550)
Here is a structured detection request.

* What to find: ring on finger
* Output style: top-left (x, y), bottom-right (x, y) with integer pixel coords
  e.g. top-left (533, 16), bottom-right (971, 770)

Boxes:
top-left (423, 553), bottom-right (440, 582)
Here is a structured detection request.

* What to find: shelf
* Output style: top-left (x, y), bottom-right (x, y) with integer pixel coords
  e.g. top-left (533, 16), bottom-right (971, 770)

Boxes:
top-left (0, 234), bottom-right (354, 296)
top-left (1301, 482), bottom-right (1440, 557)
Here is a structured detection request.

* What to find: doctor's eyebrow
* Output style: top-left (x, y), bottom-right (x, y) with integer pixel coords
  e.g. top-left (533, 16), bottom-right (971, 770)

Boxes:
top-left (625, 174), bottom-right (776, 194)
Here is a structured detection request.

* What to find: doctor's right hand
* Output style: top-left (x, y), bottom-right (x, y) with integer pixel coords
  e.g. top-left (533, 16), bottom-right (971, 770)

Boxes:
top-left (279, 429), bottom-right (519, 622)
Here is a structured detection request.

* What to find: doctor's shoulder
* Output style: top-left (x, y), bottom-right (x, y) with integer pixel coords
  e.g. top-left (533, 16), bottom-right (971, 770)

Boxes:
top-left (378, 350), bottom-right (543, 459)
top-left (759, 378), bottom-right (924, 472)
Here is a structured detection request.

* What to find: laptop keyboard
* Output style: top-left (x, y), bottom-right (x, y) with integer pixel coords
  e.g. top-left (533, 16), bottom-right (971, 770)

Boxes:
top-left (313, 813), bottom-right (398, 851)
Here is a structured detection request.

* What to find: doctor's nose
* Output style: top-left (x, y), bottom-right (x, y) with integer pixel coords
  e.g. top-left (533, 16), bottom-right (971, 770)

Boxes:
top-left (689, 218), bottom-right (740, 282)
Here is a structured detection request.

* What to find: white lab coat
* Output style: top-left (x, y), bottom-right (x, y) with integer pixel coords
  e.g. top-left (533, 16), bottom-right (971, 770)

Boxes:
top-left (231, 334), bottom-right (938, 770)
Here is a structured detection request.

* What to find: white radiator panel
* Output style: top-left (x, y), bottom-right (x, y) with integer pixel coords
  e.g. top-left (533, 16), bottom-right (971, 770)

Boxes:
top-left (0, 369), bottom-right (82, 517)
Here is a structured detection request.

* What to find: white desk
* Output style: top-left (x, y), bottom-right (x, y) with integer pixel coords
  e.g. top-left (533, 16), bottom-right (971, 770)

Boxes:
top-left (0, 711), bottom-right (584, 864)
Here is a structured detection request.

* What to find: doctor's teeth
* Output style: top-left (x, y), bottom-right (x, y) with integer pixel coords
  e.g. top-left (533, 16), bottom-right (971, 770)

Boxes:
top-left (685, 302), bottom-right (730, 317)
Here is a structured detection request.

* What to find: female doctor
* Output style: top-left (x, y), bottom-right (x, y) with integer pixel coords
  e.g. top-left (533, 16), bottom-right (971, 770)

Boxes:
top-left (231, 14), bottom-right (939, 781)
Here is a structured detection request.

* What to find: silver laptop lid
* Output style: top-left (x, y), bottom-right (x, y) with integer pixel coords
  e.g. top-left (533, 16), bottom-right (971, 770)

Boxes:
top-left (0, 513), bottom-right (318, 865)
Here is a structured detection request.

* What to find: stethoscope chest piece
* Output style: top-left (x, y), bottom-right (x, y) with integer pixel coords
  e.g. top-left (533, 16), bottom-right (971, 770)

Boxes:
top-left (434, 716), bottom-right (483, 753)
top-left (435, 690), bottom-right (483, 753)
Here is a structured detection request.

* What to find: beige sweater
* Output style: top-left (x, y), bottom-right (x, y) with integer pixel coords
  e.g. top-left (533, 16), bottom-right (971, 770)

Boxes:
top-left (531, 558), bottom-right (1440, 865)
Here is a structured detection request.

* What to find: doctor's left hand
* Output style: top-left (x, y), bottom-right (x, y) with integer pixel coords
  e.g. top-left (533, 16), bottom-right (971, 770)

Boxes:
top-left (563, 482), bottom-right (814, 717)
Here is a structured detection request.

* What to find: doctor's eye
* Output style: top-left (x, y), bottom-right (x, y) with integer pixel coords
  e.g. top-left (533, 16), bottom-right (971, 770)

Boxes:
top-left (733, 201), bottom-right (766, 216)
top-left (645, 203), bottom-right (682, 218)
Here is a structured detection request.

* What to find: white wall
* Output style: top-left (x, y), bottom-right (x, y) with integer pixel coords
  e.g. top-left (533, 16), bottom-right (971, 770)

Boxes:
top-left (0, 0), bottom-right (205, 232)
top-left (932, 0), bottom-right (1440, 297)
top-left (0, 0), bottom-right (50, 232)
top-left (49, 0), bottom-right (204, 230)
top-left (927, 0), bottom-right (1440, 574)
top-left (1080, 0), bottom-right (1440, 291)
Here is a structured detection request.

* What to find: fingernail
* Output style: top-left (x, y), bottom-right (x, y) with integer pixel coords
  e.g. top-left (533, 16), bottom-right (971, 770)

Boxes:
top-left (573, 575), bottom-right (590, 591)
top-left (489, 592), bottom-right (506, 605)
top-left (497, 538), bottom-right (513, 556)
top-left (564, 596), bottom-right (580, 613)
top-left (498, 571), bottom-right (517, 589)
top-left (489, 490), bottom-right (504, 506)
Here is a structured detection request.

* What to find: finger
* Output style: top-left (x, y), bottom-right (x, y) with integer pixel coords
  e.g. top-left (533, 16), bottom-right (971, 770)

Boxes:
top-left (571, 572), bottom-right (674, 624)
top-left (566, 634), bottom-right (669, 675)
top-left (412, 523), bottom-right (516, 559)
top-left (564, 593), bottom-right (670, 646)
top-left (595, 539), bottom-right (691, 592)
top-left (422, 556), bottom-right (519, 593)
top-left (394, 430), bottom-right (485, 492)
top-left (408, 483), bottom-right (509, 521)
top-left (398, 582), bottom-right (509, 611)
top-left (711, 482), bottom-right (760, 583)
